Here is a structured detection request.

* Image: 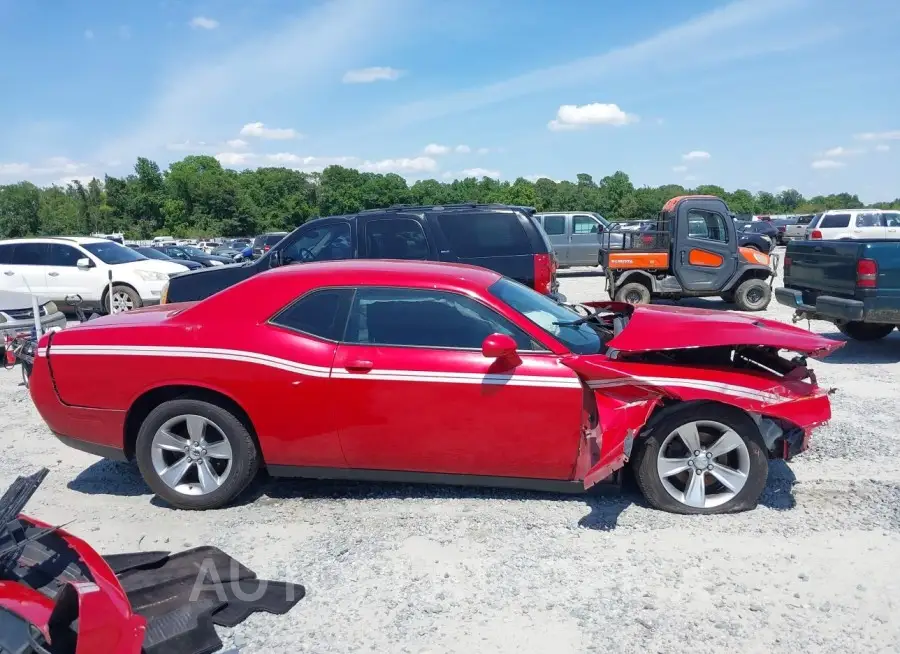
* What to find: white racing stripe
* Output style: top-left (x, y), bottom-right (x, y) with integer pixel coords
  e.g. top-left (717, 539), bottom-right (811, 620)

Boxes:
top-left (586, 376), bottom-right (782, 403)
top-left (46, 344), bottom-right (782, 400)
top-left (48, 344), bottom-right (581, 389)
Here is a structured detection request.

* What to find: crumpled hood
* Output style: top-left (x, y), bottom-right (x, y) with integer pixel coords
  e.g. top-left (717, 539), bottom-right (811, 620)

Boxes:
top-left (595, 302), bottom-right (843, 358)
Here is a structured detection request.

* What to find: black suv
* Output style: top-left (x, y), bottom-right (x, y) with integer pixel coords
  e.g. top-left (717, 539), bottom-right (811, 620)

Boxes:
top-left (163, 204), bottom-right (560, 304)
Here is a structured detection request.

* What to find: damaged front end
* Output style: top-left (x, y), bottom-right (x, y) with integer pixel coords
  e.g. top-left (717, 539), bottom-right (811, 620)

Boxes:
top-left (0, 469), bottom-right (304, 654)
top-left (561, 303), bottom-right (843, 489)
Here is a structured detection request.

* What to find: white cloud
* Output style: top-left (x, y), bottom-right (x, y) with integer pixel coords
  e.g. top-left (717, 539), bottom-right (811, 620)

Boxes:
top-left (823, 145), bottom-right (863, 157)
top-left (226, 138), bottom-right (249, 149)
top-left (360, 156), bottom-right (437, 174)
top-left (166, 140), bottom-right (211, 151)
top-left (342, 66), bottom-right (403, 83)
top-left (775, 185), bottom-right (790, 192)
top-left (672, 165), bottom-right (687, 172)
top-left (875, 144), bottom-right (890, 152)
top-left (525, 174), bottom-right (553, 182)
top-left (682, 150), bottom-right (711, 161)
top-left (423, 143), bottom-right (450, 155)
top-left (461, 167), bottom-right (500, 179)
top-left (856, 130), bottom-right (900, 141)
top-left (84, 29), bottom-right (94, 39)
top-left (0, 157), bottom-right (88, 181)
top-left (476, 147), bottom-right (490, 155)
top-left (190, 16), bottom-right (220, 30)
top-left (215, 152), bottom-right (254, 166)
top-left (811, 159), bottom-right (844, 169)
top-left (93, 0), bottom-right (405, 161)
top-left (684, 174), bottom-right (698, 182)
top-left (239, 121), bottom-right (300, 140)
top-left (455, 144), bottom-right (471, 153)
top-left (384, 0), bottom-right (825, 125)
top-left (548, 103), bottom-right (637, 130)
top-left (215, 151), bottom-right (428, 174)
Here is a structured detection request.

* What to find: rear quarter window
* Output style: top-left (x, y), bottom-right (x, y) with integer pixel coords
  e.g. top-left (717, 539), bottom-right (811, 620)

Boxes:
top-left (435, 212), bottom-right (532, 258)
top-left (820, 214), bottom-right (851, 228)
top-left (0, 243), bottom-right (13, 264)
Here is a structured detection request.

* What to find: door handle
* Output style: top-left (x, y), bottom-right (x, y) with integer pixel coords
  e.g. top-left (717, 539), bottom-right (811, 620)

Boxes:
top-left (344, 360), bottom-right (373, 373)
top-left (2, 271), bottom-right (13, 276)
top-left (48, 272), bottom-right (59, 277)
top-left (680, 250), bottom-right (685, 264)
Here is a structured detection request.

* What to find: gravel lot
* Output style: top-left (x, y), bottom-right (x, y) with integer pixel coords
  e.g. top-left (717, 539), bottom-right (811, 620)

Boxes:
top-left (2, 249), bottom-right (899, 653)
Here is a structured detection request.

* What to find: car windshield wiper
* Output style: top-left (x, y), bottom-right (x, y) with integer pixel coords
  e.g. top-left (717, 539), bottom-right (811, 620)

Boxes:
top-left (553, 312), bottom-right (605, 328)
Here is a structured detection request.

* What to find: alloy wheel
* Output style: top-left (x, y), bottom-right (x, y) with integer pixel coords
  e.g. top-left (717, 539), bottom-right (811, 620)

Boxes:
top-left (111, 291), bottom-right (135, 313)
top-left (150, 414), bottom-right (234, 496)
top-left (655, 420), bottom-right (751, 509)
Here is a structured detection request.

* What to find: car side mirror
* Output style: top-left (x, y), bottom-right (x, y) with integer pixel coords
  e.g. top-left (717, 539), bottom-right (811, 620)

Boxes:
top-left (481, 333), bottom-right (518, 359)
top-left (269, 248), bottom-right (283, 267)
top-left (76, 258), bottom-right (91, 270)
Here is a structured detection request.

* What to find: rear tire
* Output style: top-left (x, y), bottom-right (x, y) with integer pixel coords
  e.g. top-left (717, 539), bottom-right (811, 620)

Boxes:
top-left (836, 321), bottom-right (895, 341)
top-left (631, 403), bottom-right (768, 514)
top-left (135, 398), bottom-right (259, 510)
top-left (614, 282), bottom-right (651, 305)
top-left (733, 278), bottom-right (771, 311)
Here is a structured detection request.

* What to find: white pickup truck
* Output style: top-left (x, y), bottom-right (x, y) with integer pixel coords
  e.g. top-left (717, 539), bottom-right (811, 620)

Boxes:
top-left (782, 214), bottom-right (817, 241)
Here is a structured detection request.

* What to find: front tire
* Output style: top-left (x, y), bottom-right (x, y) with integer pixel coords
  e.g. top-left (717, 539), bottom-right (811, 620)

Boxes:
top-left (614, 282), bottom-right (651, 305)
top-left (105, 285), bottom-right (142, 314)
top-left (836, 321), bottom-right (895, 341)
top-left (631, 403), bottom-right (769, 514)
top-left (135, 399), bottom-right (259, 510)
top-left (733, 278), bottom-right (771, 311)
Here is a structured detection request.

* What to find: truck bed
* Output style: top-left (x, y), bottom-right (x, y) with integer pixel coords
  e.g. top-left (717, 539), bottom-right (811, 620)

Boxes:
top-left (776, 239), bottom-right (900, 324)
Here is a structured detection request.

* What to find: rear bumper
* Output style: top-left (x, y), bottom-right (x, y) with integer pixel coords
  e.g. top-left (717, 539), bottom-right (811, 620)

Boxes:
top-left (775, 288), bottom-right (865, 322)
top-left (29, 353), bottom-right (129, 460)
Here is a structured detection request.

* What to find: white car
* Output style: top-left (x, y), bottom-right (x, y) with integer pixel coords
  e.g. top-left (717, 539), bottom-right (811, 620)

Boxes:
top-left (0, 237), bottom-right (189, 313)
top-left (807, 209), bottom-right (900, 240)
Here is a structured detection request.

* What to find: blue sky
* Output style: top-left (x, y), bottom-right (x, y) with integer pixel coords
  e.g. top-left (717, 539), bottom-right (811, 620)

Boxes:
top-left (1, 0), bottom-right (899, 202)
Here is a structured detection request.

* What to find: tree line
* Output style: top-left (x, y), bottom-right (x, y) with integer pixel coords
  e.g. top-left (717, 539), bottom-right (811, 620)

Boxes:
top-left (1, 155), bottom-right (897, 240)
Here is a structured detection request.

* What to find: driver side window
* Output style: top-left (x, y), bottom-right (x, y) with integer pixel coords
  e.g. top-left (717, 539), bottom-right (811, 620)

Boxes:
top-left (687, 210), bottom-right (729, 242)
top-left (282, 223), bottom-right (353, 265)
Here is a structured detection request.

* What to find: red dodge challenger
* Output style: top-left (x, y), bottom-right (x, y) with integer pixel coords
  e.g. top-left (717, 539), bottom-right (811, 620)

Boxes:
top-left (29, 260), bottom-right (841, 514)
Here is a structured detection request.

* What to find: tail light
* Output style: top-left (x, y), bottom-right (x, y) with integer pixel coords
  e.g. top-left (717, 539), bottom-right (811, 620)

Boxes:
top-left (263, 245), bottom-right (271, 252)
top-left (857, 258), bottom-right (878, 288)
top-left (777, 226), bottom-right (786, 232)
top-left (533, 253), bottom-right (554, 295)
top-left (640, 234), bottom-right (653, 245)
top-left (783, 256), bottom-right (791, 273)
top-left (810, 230), bottom-right (823, 239)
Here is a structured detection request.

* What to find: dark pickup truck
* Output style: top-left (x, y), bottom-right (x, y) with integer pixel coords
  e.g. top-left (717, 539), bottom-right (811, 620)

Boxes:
top-left (776, 239), bottom-right (900, 340)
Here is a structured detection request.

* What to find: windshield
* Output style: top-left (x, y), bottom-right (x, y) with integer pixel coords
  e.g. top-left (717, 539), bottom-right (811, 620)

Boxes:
top-left (134, 247), bottom-right (169, 260)
top-left (82, 241), bottom-right (147, 264)
top-left (181, 246), bottom-right (206, 256)
top-left (593, 213), bottom-right (611, 230)
top-left (489, 277), bottom-right (603, 355)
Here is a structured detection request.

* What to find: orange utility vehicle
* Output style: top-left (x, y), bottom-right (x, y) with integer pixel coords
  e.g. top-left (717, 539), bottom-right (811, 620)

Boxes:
top-left (600, 195), bottom-right (779, 311)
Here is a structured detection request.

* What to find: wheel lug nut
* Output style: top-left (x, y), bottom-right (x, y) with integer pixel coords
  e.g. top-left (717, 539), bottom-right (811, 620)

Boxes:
top-left (695, 469), bottom-right (703, 475)
top-left (688, 460), bottom-right (694, 466)
top-left (192, 441), bottom-right (199, 446)
top-left (201, 449), bottom-right (207, 454)
top-left (706, 452), bottom-right (712, 458)
top-left (694, 451), bottom-right (700, 456)
top-left (707, 465), bottom-right (713, 471)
